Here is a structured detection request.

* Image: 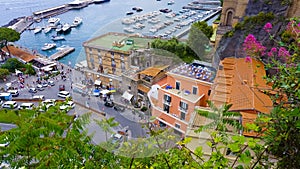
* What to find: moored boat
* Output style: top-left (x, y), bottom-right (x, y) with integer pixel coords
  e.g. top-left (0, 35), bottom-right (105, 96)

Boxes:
top-left (41, 43), bottom-right (56, 51)
top-left (62, 23), bottom-right (71, 33)
top-left (72, 17), bottom-right (83, 27)
top-left (33, 26), bottom-right (42, 34)
top-left (94, 0), bottom-right (110, 4)
top-left (48, 17), bottom-right (60, 27)
top-left (51, 35), bottom-right (65, 41)
top-left (44, 26), bottom-right (52, 34)
top-left (123, 27), bottom-right (134, 33)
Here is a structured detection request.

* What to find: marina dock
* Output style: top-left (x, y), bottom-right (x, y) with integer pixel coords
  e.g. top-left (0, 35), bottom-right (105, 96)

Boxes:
top-left (49, 47), bottom-right (75, 60)
top-left (175, 8), bottom-right (221, 38)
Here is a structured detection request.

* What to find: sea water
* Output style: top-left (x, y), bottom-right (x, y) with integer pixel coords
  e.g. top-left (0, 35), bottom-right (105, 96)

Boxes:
top-left (1, 0), bottom-right (218, 67)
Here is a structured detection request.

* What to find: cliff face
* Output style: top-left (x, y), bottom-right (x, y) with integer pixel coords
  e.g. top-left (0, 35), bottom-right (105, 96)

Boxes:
top-left (216, 0), bottom-right (292, 60)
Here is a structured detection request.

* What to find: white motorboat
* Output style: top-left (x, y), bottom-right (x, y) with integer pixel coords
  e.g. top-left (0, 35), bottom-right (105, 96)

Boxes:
top-left (41, 43), bottom-right (56, 51)
top-left (72, 17), bottom-right (83, 27)
top-left (51, 35), bottom-right (65, 41)
top-left (48, 17), bottom-right (60, 27)
top-left (55, 24), bottom-right (63, 33)
top-left (123, 27), bottom-right (134, 33)
top-left (33, 26), bottom-right (42, 34)
top-left (44, 26), bottom-right (52, 34)
top-left (56, 45), bottom-right (70, 51)
top-left (62, 23), bottom-right (71, 32)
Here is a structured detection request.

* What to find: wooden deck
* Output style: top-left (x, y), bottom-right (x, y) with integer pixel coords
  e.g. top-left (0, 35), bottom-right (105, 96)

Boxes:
top-left (49, 47), bottom-right (75, 60)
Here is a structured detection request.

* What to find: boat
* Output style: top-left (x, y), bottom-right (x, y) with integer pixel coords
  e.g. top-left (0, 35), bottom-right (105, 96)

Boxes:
top-left (56, 45), bottom-right (70, 51)
top-left (51, 35), bottom-right (65, 41)
top-left (41, 43), bottom-right (56, 51)
top-left (72, 17), bottom-right (83, 27)
top-left (123, 27), bottom-right (134, 33)
top-left (62, 23), bottom-right (71, 33)
top-left (159, 8), bottom-right (172, 13)
top-left (126, 11), bottom-right (134, 15)
top-left (68, 0), bottom-right (88, 9)
top-left (44, 26), bottom-right (52, 34)
top-left (168, 1), bottom-right (175, 5)
top-left (136, 7), bottom-right (143, 12)
top-left (48, 17), bottom-right (60, 27)
top-left (56, 25), bottom-right (63, 33)
top-left (94, 0), bottom-right (110, 4)
top-left (33, 26), bottom-right (42, 34)
top-left (133, 23), bottom-right (145, 29)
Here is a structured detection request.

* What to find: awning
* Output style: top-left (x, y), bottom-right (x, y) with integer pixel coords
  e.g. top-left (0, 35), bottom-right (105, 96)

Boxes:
top-left (94, 80), bottom-right (101, 86)
top-left (100, 89), bottom-right (110, 95)
top-left (122, 91), bottom-right (133, 101)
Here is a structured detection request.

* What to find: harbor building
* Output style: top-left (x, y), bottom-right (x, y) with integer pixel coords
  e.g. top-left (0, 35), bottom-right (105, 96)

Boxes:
top-left (148, 61), bottom-right (216, 135)
top-left (82, 32), bottom-right (154, 90)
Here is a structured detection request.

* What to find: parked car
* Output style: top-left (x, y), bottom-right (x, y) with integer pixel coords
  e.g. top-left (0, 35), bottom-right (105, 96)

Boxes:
top-left (7, 90), bottom-right (19, 97)
top-left (57, 91), bottom-right (71, 98)
top-left (36, 84), bottom-right (44, 91)
top-left (113, 105), bottom-right (125, 112)
top-left (19, 103), bottom-right (35, 110)
top-left (42, 99), bottom-right (57, 107)
top-left (29, 87), bottom-right (37, 93)
top-left (2, 101), bottom-right (18, 109)
top-left (59, 84), bottom-right (65, 91)
top-left (110, 133), bottom-right (124, 148)
top-left (42, 82), bottom-right (49, 88)
top-left (32, 95), bottom-right (45, 100)
top-left (48, 81), bottom-right (55, 86)
top-left (59, 101), bottom-right (75, 111)
top-left (93, 89), bottom-right (100, 97)
top-left (104, 101), bottom-right (114, 107)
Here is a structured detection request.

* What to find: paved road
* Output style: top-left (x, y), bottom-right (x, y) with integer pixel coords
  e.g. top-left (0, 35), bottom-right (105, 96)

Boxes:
top-left (1, 67), bottom-right (147, 143)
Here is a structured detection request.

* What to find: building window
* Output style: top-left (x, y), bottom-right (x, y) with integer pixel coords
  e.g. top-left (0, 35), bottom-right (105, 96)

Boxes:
top-left (175, 81), bottom-right (180, 90)
top-left (111, 52), bottom-right (114, 58)
top-left (89, 47), bottom-right (92, 54)
top-left (175, 123), bottom-right (180, 129)
top-left (128, 86), bottom-right (131, 90)
top-left (208, 89), bottom-right (211, 96)
top-left (146, 61), bottom-right (150, 67)
top-left (192, 86), bottom-right (198, 95)
top-left (164, 94), bottom-right (171, 103)
top-left (163, 104), bottom-right (170, 113)
top-left (121, 54), bottom-right (124, 61)
top-left (121, 61), bottom-right (125, 72)
top-left (179, 101), bottom-right (188, 110)
top-left (180, 112), bottom-right (186, 121)
top-left (99, 57), bottom-right (102, 65)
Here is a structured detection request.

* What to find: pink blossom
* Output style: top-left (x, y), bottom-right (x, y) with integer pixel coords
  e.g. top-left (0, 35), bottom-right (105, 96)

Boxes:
top-left (245, 56), bottom-right (252, 63)
top-left (278, 47), bottom-right (290, 57)
top-left (271, 47), bottom-right (277, 53)
top-left (263, 22), bottom-right (273, 32)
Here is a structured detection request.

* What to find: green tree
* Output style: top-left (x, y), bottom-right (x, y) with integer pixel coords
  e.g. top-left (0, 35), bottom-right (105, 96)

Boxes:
top-left (0, 27), bottom-right (20, 56)
top-left (0, 68), bottom-right (9, 80)
top-left (95, 117), bottom-right (119, 141)
top-left (196, 100), bottom-right (242, 133)
top-left (24, 63), bottom-right (36, 75)
top-left (187, 21), bottom-right (213, 61)
top-left (1, 58), bottom-right (24, 73)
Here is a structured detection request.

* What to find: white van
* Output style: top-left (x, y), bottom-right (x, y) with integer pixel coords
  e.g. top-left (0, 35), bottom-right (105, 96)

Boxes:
top-left (19, 103), bottom-right (35, 110)
top-left (2, 101), bottom-right (18, 109)
top-left (7, 90), bottom-right (19, 97)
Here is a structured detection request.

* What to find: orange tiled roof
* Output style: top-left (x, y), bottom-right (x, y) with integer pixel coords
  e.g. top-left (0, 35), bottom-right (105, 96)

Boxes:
top-left (210, 58), bottom-right (273, 114)
top-left (2, 45), bottom-right (36, 62)
top-left (138, 65), bottom-right (169, 77)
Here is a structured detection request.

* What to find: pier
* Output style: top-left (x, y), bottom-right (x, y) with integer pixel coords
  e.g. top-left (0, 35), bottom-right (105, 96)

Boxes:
top-left (49, 47), bottom-right (75, 60)
top-left (175, 8), bottom-right (221, 39)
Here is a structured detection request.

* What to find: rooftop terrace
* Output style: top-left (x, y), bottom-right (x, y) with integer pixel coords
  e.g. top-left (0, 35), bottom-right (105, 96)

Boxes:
top-left (169, 61), bottom-right (216, 82)
top-left (84, 32), bottom-right (154, 52)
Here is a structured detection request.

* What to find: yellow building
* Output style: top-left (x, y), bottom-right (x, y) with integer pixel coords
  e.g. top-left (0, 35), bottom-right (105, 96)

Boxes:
top-left (82, 32), bottom-right (154, 89)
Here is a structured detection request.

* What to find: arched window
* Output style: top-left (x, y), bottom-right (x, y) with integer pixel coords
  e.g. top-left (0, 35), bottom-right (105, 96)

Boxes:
top-left (225, 10), bottom-right (233, 26)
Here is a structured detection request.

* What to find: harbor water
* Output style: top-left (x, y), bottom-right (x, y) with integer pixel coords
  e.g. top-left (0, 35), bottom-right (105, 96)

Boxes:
top-left (1, 0), bottom-right (219, 67)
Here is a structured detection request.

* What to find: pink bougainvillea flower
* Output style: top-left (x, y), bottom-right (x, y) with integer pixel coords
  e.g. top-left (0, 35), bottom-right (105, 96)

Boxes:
top-left (245, 56), bottom-right (252, 63)
top-left (263, 22), bottom-right (273, 32)
top-left (271, 47), bottom-right (277, 53)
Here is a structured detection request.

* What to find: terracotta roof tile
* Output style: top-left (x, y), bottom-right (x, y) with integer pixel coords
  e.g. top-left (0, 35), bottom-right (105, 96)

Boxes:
top-left (2, 45), bottom-right (36, 62)
top-left (210, 58), bottom-right (273, 114)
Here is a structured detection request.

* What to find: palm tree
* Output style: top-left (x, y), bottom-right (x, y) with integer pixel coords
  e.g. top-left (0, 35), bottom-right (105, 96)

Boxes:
top-left (196, 100), bottom-right (242, 133)
top-left (95, 117), bottom-right (119, 141)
